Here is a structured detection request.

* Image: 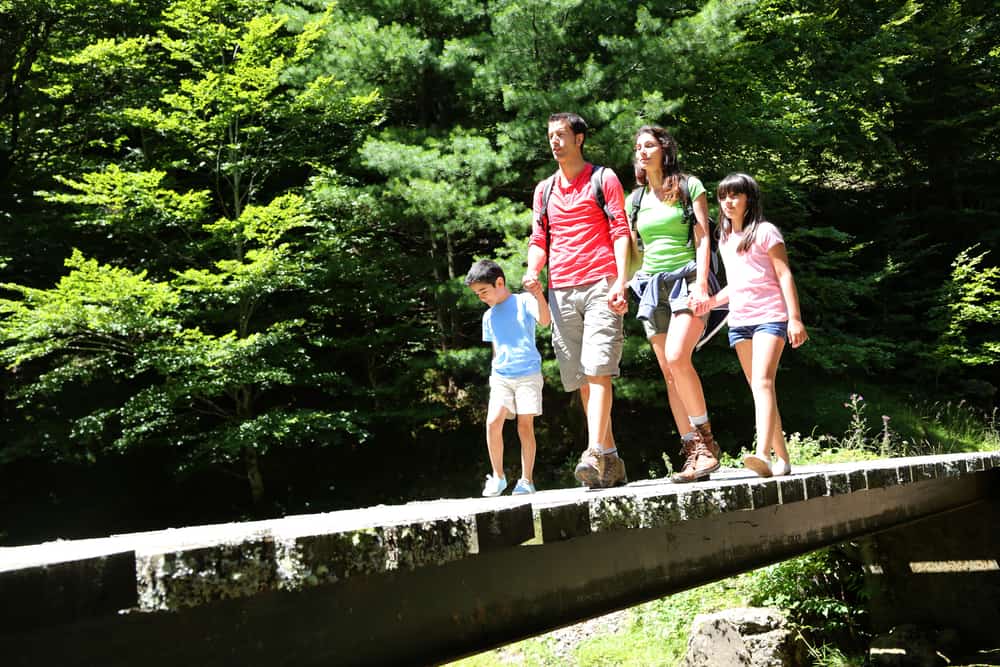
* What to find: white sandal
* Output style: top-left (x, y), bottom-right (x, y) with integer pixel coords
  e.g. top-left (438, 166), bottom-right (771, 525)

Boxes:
top-left (772, 458), bottom-right (792, 476)
top-left (743, 454), bottom-right (773, 478)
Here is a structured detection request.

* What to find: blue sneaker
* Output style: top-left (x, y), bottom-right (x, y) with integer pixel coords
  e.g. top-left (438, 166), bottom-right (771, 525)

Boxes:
top-left (481, 474), bottom-right (508, 497)
top-left (512, 478), bottom-right (536, 495)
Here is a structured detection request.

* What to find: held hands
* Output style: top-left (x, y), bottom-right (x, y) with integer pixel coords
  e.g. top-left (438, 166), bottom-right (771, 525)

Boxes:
top-left (524, 278), bottom-right (545, 299)
top-left (787, 318), bottom-right (809, 348)
top-left (522, 273), bottom-right (541, 294)
top-left (687, 282), bottom-right (712, 317)
top-left (688, 295), bottom-right (711, 317)
top-left (607, 278), bottom-right (628, 315)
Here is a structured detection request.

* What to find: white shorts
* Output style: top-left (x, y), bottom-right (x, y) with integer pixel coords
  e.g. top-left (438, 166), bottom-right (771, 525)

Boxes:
top-left (488, 373), bottom-right (544, 418)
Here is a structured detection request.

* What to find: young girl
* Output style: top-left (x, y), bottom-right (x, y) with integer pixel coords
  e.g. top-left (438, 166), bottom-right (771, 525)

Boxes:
top-left (692, 173), bottom-right (808, 477)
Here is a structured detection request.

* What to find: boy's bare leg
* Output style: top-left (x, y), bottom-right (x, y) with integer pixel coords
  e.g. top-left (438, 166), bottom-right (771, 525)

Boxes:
top-left (516, 414), bottom-right (537, 483)
top-left (486, 404), bottom-right (509, 479)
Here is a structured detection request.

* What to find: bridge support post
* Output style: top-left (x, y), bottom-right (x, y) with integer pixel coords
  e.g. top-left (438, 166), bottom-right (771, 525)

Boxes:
top-left (862, 477), bottom-right (1000, 655)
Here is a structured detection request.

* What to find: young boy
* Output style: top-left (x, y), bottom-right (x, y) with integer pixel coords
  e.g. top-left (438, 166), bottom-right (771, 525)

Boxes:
top-left (465, 259), bottom-right (551, 496)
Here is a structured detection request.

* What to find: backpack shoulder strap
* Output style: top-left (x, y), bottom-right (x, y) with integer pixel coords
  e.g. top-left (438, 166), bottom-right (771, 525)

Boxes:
top-left (678, 174), bottom-right (695, 224)
top-left (540, 172), bottom-right (557, 222)
top-left (629, 186), bottom-right (646, 251)
top-left (679, 174), bottom-right (699, 247)
top-left (589, 164), bottom-right (615, 221)
top-left (629, 187), bottom-right (645, 230)
top-left (538, 171), bottom-right (561, 264)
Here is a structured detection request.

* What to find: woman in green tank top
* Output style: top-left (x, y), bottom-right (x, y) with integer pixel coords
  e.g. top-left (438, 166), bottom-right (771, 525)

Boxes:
top-left (627, 125), bottom-right (720, 483)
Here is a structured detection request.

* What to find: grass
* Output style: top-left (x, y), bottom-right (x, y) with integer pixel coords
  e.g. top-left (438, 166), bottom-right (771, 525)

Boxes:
top-left (447, 578), bottom-right (749, 667)
top-left (576, 580), bottom-right (747, 666)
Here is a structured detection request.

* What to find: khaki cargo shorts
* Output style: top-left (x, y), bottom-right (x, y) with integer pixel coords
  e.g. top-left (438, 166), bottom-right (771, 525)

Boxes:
top-left (548, 277), bottom-right (624, 392)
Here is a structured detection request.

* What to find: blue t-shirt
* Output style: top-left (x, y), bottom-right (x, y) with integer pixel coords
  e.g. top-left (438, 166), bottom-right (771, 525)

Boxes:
top-left (483, 292), bottom-right (542, 378)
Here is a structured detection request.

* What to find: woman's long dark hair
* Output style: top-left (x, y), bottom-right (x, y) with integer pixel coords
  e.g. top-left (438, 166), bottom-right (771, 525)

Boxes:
top-left (633, 125), bottom-right (683, 203)
top-left (717, 172), bottom-right (766, 253)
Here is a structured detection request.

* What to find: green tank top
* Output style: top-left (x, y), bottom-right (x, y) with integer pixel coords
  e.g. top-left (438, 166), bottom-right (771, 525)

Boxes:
top-left (626, 176), bottom-right (706, 274)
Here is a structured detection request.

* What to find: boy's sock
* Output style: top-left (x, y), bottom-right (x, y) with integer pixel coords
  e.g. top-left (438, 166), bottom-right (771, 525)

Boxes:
top-left (689, 413), bottom-right (709, 427)
top-left (681, 431), bottom-right (697, 442)
top-left (600, 446), bottom-right (617, 456)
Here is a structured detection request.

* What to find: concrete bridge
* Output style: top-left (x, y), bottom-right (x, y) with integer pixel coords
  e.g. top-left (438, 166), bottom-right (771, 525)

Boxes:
top-left (2, 451), bottom-right (999, 666)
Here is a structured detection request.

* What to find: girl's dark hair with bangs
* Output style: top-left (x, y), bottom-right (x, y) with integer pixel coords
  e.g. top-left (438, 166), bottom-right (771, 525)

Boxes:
top-left (633, 125), bottom-right (684, 203)
top-left (717, 172), bottom-right (767, 253)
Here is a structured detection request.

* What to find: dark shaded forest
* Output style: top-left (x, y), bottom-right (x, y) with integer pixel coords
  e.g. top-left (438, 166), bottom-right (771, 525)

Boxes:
top-left (1, 0), bottom-right (997, 545)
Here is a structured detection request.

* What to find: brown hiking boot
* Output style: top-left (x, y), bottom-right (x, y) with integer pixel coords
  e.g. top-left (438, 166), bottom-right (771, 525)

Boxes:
top-left (672, 423), bottom-right (721, 483)
top-left (574, 448), bottom-right (627, 489)
top-left (670, 438), bottom-right (701, 483)
top-left (574, 448), bottom-right (602, 487)
top-left (693, 421), bottom-right (721, 475)
top-left (600, 451), bottom-right (627, 488)
top-left (695, 421), bottom-right (722, 461)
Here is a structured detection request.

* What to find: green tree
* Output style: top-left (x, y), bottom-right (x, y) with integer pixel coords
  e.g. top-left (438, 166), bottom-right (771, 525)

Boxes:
top-left (0, 0), bottom-right (381, 506)
top-left (930, 246), bottom-right (1000, 380)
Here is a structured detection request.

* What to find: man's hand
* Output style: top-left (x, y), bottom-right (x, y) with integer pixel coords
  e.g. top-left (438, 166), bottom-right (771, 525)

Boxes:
top-left (607, 278), bottom-right (628, 315)
top-left (522, 272), bottom-right (541, 293)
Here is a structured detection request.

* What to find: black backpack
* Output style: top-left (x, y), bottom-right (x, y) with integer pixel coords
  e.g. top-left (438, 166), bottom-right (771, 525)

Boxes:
top-left (628, 175), bottom-right (720, 275)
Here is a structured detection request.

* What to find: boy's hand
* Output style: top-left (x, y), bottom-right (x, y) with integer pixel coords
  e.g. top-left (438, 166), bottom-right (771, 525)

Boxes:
top-left (522, 273), bottom-right (541, 294)
top-left (787, 318), bottom-right (809, 348)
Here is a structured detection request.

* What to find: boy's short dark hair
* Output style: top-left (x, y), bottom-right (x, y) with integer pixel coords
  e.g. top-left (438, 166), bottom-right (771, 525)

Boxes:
top-left (464, 259), bottom-right (505, 287)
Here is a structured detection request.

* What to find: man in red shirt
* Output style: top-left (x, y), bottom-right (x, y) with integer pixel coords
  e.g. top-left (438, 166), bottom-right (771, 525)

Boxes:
top-left (522, 112), bottom-right (631, 488)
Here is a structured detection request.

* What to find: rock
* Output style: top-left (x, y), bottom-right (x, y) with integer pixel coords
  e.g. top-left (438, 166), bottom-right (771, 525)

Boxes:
top-left (682, 608), bottom-right (794, 667)
top-left (869, 624), bottom-right (957, 667)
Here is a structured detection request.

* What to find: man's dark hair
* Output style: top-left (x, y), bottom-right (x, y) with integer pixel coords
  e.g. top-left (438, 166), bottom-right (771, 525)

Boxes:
top-left (548, 112), bottom-right (588, 147)
top-left (464, 259), bottom-right (505, 287)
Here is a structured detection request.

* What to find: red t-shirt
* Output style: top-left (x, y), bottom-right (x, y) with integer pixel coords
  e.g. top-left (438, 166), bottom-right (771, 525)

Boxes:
top-left (529, 163), bottom-right (631, 289)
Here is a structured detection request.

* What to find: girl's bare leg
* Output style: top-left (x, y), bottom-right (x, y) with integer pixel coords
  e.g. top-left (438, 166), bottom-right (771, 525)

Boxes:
top-left (664, 313), bottom-right (708, 423)
top-left (649, 332), bottom-right (694, 434)
top-left (735, 332), bottom-right (786, 458)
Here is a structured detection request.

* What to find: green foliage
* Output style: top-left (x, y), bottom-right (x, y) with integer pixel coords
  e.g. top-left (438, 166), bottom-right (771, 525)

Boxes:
top-left (747, 547), bottom-right (869, 651)
top-left (0, 0), bottom-right (383, 506)
top-left (449, 578), bottom-right (747, 667)
top-left (931, 246), bottom-right (1000, 370)
top-left (2, 0), bottom-right (1000, 530)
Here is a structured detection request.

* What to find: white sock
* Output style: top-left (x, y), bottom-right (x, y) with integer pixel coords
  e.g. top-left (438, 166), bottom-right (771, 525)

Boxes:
top-left (681, 431), bottom-right (697, 442)
top-left (689, 413), bottom-right (709, 427)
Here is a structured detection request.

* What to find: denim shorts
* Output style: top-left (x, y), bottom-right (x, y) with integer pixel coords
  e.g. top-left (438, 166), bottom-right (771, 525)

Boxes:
top-left (633, 272), bottom-right (709, 339)
top-left (728, 320), bottom-right (788, 347)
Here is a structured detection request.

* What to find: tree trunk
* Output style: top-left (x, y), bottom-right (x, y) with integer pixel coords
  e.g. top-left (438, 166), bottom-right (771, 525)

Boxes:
top-left (243, 445), bottom-right (265, 506)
